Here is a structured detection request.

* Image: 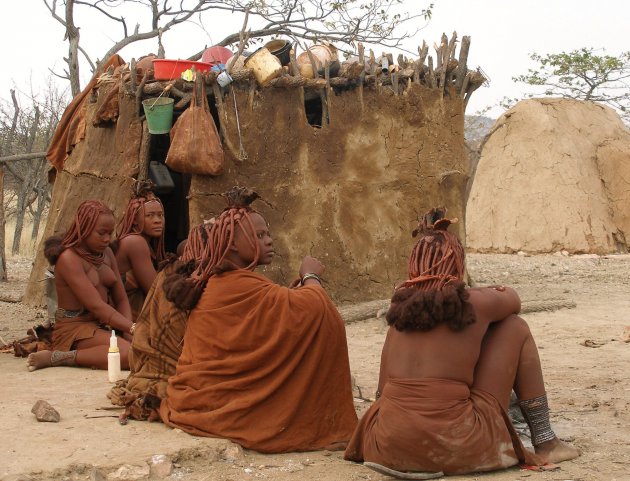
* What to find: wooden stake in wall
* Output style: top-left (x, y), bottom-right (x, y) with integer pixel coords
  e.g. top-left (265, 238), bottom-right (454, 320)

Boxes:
top-left (0, 165), bottom-right (6, 282)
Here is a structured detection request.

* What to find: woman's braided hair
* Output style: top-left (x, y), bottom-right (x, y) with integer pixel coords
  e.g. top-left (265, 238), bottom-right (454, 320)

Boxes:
top-left (386, 207), bottom-right (475, 332)
top-left (113, 181), bottom-right (166, 264)
top-left (163, 186), bottom-right (261, 310)
top-left (44, 200), bottom-right (114, 266)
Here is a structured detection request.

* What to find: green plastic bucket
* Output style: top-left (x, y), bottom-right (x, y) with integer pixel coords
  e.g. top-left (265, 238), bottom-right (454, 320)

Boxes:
top-left (142, 97), bottom-right (174, 134)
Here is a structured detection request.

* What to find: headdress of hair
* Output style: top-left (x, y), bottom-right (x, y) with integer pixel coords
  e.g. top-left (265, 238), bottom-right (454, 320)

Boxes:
top-left (115, 180), bottom-right (166, 264)
top-left (163, 186), bottom-right (261, 310)
top-left (44, 200), bottom-right (113, 266)
top-left (385, 207), bottom-right (474, 332)
top-left (399, 207), bottom-right (464, 291)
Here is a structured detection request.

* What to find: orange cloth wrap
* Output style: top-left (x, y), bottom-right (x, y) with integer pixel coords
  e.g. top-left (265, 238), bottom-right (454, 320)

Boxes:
top-left (46, 55), bottom-right (125, 171)
top-left (160, 270), bottom-right (358, 453)
top-left (344, 378), bottom-right (541, 475)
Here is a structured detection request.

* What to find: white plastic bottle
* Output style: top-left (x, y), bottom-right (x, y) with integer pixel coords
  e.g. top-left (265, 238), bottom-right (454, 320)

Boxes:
top-left (108, 330), bottom-right (122, 383)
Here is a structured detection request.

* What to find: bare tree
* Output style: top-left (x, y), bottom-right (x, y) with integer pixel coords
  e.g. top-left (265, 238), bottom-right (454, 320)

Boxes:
top-left (514, 48), bottom-right (630, 121)
top-left (44, 0), bottom-right (433, 95)
top-left (0, 80), bottom-right (67, 256)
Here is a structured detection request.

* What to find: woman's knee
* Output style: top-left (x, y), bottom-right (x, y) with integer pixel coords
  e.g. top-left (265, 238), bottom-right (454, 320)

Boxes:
top-left (500, 314), bottom-right (532, 338)
top-left (486, 314), bottom-right (531, 341)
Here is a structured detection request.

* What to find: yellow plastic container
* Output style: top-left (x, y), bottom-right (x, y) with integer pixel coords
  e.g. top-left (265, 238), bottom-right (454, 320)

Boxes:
top-left (244, 48), bottom-right (283, 86)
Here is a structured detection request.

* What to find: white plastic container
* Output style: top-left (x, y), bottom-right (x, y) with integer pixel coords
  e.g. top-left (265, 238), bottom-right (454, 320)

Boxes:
top-left (108, 330), bottom-right (122, 383)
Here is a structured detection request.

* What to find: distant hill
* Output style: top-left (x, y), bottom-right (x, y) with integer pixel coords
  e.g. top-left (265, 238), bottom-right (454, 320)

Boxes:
top-left (464, 115), bottom-right (496, 148)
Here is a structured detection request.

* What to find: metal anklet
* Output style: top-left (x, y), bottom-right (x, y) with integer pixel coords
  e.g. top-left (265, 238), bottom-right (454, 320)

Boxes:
top-left (518, 393), bottom-right (556, 445)
top-left (50, 350), bottom-right (77, 367)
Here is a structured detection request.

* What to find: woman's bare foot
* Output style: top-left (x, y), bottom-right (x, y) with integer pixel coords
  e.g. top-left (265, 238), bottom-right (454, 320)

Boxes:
top-left (27, 350), bottom-right (77, 372)
top-left (534, 437), bottom-right (581, 464)
top-left (27, 350), bottom-right (53, 371)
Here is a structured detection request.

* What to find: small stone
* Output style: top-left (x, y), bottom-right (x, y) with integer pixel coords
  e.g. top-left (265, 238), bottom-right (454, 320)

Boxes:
top-left (517, 251), bottom-right (529, 256)
top-left (244, 468), bottom-right (253, 474)
top-left (283, 462), bottom-right (304, 473)
top-left (221, 442), bottom-right (244, 462)
top-left (561, 250), bottom-right (569, 256)
top-left (106, 464), bottom-right (150, 481)
top-left (90, 467), bottom-right (107, 481)
top-left (150, 454), bottom-right (173, 479)
top-left (31, 400), bottom-right (60, 423)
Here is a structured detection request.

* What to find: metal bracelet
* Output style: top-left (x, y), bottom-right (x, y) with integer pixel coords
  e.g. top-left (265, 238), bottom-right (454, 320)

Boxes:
top-left (301, 273), bottom-right (322, 285)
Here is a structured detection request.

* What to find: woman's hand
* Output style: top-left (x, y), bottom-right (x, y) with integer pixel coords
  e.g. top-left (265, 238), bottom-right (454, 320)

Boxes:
top-left (299, 256), bottom-right (324, 278)
top-left (288, 277), bottom-right (302, 289)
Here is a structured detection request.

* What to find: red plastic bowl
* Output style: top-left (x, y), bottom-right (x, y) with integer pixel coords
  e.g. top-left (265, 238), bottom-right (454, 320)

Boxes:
top-left (202, 46), bottom-right (233, 65)
top-left (152, 59), bottom-right (212, 80)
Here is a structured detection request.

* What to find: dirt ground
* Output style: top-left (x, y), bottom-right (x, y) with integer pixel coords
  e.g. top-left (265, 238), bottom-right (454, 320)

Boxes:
top-left (1, 253), bottom-right (629, 481)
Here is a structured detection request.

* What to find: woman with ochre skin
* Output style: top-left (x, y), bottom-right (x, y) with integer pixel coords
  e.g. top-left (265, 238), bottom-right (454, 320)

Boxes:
top-left (344, 208), bottom-right (580, 477)
top-left (27, 200), bottom-right (133, 371)
top-left (113, 185), bottom-right (166, 320)
top-left (159, 187), bottom-right (358, 453)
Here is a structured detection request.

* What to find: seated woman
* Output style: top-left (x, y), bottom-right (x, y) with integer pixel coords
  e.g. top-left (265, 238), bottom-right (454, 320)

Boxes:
top-left (159, 187), bottom-right (358, 453)
top-left (113, 183), bottom-right (166, 320)
top-left (27, 200), bottom-right (134, 371)
top-left (344, 208), bottom-right (580, 478)
top-left (108, 222), bottom-right (213, 421)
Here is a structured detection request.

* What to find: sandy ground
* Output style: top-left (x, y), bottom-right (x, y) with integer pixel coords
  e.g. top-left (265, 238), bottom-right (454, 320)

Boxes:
top-left (1, 253), bottom-right (629, 481)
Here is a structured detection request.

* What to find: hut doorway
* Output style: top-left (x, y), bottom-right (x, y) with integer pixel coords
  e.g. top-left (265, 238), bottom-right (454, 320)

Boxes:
top-left (147, 132), bottom-right (190, 253)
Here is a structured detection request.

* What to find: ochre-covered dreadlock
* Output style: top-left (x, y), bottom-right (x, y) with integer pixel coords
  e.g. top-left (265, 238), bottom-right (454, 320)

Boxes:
top-left (44, 200), bottom-right (114, 266)
top-left (180, 220), bottom-right (213, 263)
top-left (115, 181), bottom-right (166, 264)
top-left (402, 207), bottom-right (466, 291)
top-left (386, 207), bottom-right (475, 332)
top-left (164, 187), bottom-right (261, 310)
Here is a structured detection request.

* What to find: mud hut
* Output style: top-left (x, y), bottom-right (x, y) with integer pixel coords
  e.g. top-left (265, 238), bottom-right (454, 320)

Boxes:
top-left (467, 98), bottom-right (630, 254)
top-left (25, 33), bottom-right (485, 306)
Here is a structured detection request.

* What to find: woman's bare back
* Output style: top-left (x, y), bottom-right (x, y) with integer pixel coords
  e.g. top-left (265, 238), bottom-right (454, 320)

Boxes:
top-left (379, 287), bottom-right (521, 390)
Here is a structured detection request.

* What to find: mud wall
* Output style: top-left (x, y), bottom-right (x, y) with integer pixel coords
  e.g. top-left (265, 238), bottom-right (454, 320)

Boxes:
top-left (190, 85), bottom-right (468, 304)
top-left (24, 94), bottom-right (144, 306)
top-left (25, 83), bottom-right (468, 306)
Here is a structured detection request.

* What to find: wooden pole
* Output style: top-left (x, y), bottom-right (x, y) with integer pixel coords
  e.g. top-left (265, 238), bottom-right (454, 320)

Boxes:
top-left (0, 165), bottom-right (6, 282)
top-left (358, 43), bottom-right (365, 114)
top-left (289, 46), bottom-right (299, 77)
top-left (0, 152), bottom-right (47, 164)
top-left (322, 62), bottom-right (330, 125)
top-left (137, 120), bottom-right (150, 182)
top-left (455, 36), bottom-right (471, 93)
top-left (305, 48), bottom-right (321, 80)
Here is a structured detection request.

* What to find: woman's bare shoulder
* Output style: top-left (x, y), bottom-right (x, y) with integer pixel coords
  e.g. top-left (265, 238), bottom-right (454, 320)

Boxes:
top-left (467, 286), bottom-right (521, 323)
top-left (118, 235), bottom-right (150, 254)
top-left (57, 248), bottom-right (81, 267)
